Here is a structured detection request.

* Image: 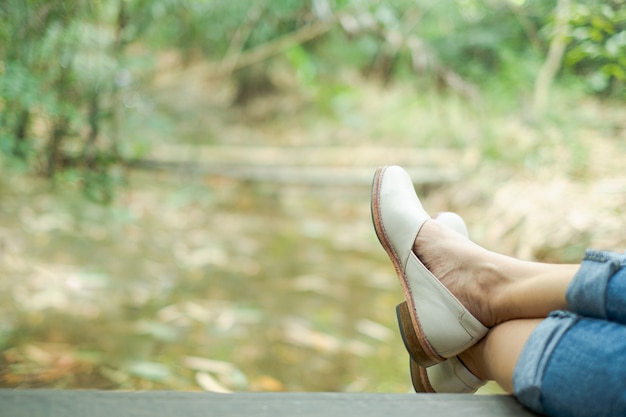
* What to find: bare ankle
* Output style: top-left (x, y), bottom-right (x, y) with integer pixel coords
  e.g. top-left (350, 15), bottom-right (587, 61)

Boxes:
top-left (413, 221), bottom-right (504, 328)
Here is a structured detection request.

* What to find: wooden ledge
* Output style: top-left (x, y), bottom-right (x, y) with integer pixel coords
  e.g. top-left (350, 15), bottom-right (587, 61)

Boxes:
top-left (1, 390), bottom-right (539, 417)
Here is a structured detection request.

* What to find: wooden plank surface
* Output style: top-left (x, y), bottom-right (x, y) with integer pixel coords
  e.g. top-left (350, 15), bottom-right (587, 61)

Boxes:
top-left (1, 391), bottom-right (540, 417)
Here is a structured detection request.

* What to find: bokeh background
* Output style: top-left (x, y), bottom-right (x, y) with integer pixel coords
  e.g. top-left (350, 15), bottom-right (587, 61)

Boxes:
top-left (1, 0), bottom-right (625, 393)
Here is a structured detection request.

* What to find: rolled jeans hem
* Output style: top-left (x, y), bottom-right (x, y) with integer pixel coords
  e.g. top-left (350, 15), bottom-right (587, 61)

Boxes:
top-left (566, 249), bottom-right (626, 320)
top-left (512, 311), bottom-right (579, 415)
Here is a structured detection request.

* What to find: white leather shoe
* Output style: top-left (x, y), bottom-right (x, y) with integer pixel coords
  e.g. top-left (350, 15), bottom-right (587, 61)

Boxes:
top-left (398, 213), bottom-right (486, 393)
top-left (410, 354), bottom-right (485, 393)
top-left (398, 300), bottom-right (486, 393)
top-left (371, 165), bottom-right (488, 366)
top-left (433, 211), bottom-right (468, 239)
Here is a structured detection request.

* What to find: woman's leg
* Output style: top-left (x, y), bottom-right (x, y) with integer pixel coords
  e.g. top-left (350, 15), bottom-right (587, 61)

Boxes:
top-left (457, 249), bottom-right (626, 416)
top-left (414, 222), bottom-right (626, 328)
top-left (411, 219), bottom-right (626, 415)
top-left (458, 319), bottom-right (541, 393)
top-left (460, 312), bottom-right (626, 417)
top-left (413, 219), bottom-right (580, 327)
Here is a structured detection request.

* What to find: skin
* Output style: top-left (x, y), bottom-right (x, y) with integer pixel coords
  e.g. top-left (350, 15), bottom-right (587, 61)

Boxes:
top-left (412, 219), bottom-right (580, 392)
top-left (459, 319), bottom-right (541, 393)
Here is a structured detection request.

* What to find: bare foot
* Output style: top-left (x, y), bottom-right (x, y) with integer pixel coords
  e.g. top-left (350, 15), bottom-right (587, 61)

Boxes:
top-left (413, 219), bottom-right (580, 326)
top-left (413, 220), bottom-right (505, 327)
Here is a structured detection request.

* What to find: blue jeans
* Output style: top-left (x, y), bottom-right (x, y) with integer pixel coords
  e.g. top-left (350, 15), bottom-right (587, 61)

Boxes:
top-left (513, 250), bottom-right (626, 417)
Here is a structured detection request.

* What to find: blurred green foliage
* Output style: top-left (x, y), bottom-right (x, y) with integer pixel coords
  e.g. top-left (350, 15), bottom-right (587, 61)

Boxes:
top-left (565, 1), bottom-right (626, 95)
top-left (1, 0), bottom-right (624, 200)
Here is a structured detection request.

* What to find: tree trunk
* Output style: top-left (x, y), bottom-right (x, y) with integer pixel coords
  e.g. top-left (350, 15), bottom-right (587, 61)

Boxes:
top-left (532, 0), bottom-right (570, 119)
top-left (13, 108), bottom-right (30, 159)
top-left (46, 116), bottom-right (69, 178)
top-left (83, 91), bottom-right (100, 169)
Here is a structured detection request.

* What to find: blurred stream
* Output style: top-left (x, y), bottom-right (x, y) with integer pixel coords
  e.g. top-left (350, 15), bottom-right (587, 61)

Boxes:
top-left (0, 168), bottom-right (415, 392)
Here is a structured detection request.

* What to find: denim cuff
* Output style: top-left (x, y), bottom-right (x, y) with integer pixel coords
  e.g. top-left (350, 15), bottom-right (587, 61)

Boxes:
top-left (512, 311), bottom-right (580, 415)
top-left (565, 249), bottom-right (626, 320)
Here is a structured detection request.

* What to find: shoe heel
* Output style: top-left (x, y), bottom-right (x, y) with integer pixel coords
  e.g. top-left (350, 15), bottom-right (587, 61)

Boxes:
top-left (409, 358), bottom-right (434, 393)
top-left (396, 302), bottom-right (442, 367)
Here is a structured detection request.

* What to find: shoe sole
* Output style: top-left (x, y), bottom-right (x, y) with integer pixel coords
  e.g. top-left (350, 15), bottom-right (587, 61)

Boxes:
top-left (396, 302), bottom-right (435, 392)
top-left (410, 356), bottom-right (435, 393)
top-left (371, 166), bottom-right (443, 367)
